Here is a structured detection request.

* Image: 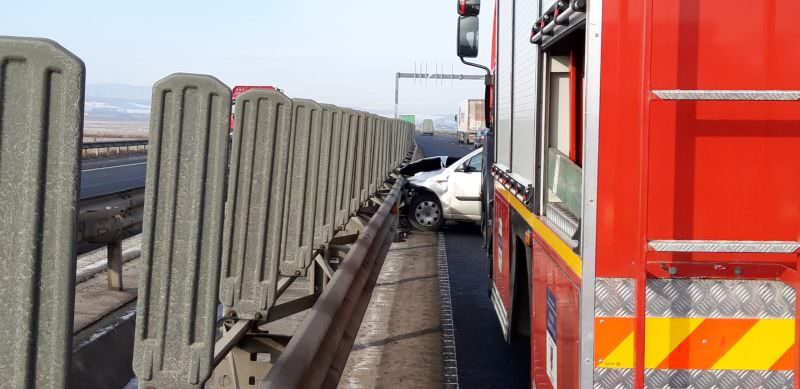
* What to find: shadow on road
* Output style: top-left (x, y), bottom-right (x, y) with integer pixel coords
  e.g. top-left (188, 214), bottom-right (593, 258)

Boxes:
top-left (441, 223), bottom-right (531, 388)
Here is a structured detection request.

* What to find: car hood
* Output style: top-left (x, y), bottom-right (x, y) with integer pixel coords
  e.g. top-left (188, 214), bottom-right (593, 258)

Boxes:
top-left (407, 168), bottom-right (450, 195)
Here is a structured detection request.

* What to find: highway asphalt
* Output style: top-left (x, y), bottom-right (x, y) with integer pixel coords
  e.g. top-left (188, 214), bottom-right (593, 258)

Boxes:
top-left (414, 132), bottom-right (530, 388)
top-left (80, 155), bottom-right (147, 199)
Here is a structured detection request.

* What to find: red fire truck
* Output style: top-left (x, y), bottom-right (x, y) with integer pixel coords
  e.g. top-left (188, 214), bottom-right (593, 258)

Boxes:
top-left (457, 0), bottom-right (800, 387)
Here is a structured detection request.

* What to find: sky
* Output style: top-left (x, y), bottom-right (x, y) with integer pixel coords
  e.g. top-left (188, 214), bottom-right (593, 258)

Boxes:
top-left (2, 0), bottom-right (495, 116)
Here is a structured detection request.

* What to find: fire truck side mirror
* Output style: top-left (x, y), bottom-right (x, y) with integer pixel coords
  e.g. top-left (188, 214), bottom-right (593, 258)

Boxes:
top-left (457, 0), bottom-right (480, 16)
top-left (457, 16), bottom-right (480, 58)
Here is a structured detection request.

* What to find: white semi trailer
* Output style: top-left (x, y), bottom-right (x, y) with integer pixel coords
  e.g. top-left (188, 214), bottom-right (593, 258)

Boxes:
top-left (456, 99), bottom-right (485, 144)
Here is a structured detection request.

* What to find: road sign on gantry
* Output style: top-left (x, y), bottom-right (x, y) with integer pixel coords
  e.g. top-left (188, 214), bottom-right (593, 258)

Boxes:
top-left (132, 73), bottom-right (231, 388)
top-left (219, 89), bottom-right (294, 320)
top-left (0, 37), bottom-right (84, 389)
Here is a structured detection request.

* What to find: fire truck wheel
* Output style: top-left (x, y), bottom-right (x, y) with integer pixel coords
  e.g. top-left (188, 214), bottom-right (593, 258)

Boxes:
top-left (409, 193), bottom-right (444, 231)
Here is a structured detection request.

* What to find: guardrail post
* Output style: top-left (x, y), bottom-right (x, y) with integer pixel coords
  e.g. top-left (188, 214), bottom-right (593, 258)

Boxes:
top-left (0, 37), bottom-right (85, 389)
top-left (132, 73), bottom-right (231, 388)
top-left (107, 239), bottom-right (124, 290)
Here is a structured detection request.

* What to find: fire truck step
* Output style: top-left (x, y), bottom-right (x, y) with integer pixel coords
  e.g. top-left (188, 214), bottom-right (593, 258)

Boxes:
top-left (648, 239), bottom-right (800, 254)
top-left (652, 90), bottom-right (800, 101)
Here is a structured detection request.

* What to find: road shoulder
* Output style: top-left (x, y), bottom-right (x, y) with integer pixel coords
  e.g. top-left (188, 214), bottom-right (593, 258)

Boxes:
top-left (338, 231), bottom-right (443, 388)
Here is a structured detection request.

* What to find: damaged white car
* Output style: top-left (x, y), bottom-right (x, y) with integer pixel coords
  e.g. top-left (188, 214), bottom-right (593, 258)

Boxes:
top-left (403, 148), bottom-right (483, 231)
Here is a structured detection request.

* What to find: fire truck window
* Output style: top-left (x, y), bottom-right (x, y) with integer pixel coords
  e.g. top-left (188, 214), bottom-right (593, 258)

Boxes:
top-left (548, 56), bottom-right (571, 156)
top-left (544, 55), bottom-right (581, 236)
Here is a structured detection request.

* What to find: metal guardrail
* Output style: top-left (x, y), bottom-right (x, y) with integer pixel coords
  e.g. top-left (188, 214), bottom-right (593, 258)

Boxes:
top-left (0, 37), bottom-right (415, 389)
top-left (262, 177), bottom-right (403, 389)
top-left (81, 140), bottom-right (148, 159)
top-left (82, 140), bottom-right (148, 149)
top-left (77, 188), bottom-right (144, 289)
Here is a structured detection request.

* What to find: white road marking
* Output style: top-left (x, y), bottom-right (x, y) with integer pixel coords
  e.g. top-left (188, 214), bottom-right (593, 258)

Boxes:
top-left (83, 161), bottom-right (146, 172)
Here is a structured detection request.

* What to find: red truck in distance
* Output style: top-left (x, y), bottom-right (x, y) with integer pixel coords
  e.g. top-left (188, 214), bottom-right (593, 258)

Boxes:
top-left (230, 85), bottom-right (277, 129)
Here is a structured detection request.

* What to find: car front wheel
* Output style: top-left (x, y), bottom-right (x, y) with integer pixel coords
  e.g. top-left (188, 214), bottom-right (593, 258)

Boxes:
top-left (408, 193), bottom-right (444, 231)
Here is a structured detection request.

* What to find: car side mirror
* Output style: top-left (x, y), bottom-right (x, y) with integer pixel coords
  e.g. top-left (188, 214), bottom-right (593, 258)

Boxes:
top-left (457, 163), bottom-right (475, 173)
top-left (457, 16), bottom-right (479, 58)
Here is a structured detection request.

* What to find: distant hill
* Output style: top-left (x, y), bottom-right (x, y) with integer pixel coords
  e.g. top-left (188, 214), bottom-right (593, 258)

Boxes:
top-left (81, 84), bottom-right (461, 130)
top-left (85, 84), bottom-right (152, 121)
top-left (87, 83), bottom-right (152, 101)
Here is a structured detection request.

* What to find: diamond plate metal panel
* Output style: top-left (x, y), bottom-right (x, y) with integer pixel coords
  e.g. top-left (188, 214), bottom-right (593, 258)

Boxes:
top-left (319, 104), bottom-right (342, 242)
top-left (281, 99), bottom-right (323, 275)
top-left (595, 278), bottom-right (635, 317)
top-left (219, 89), bottom-right (293, 320)
top-left (648, 239), bottom-right (800, 254)
top-left (0, 37), bottom-right (84, 389)
top-left (594, 368), bottom-right (634, 389)
top-left (652, 90), bottom-right (800, 101)
top-left (645, 369), bottom-right (794, 389)
top-left (132, 74), bottom-right (231, 388)
top-left (646, 279), bottom-right (795, 318)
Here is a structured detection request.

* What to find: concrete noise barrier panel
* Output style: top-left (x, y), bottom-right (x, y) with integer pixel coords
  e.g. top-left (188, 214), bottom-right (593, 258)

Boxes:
top-left (0, 36), bottom-right (85, 389)
top-left (133, 73), bottom-right (231, 388)
top-left (281, 99), bottom-right (324, 275)
top-left (219, 89), bottom-right (293, 320)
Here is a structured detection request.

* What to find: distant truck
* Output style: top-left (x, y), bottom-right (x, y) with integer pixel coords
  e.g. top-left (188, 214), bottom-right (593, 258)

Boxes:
top-left (230, 85), bottom-right (277, 129)
top-left (456, 99), bottom-right (485, 144)
top-left (420, 119), bottom-right (435, 136)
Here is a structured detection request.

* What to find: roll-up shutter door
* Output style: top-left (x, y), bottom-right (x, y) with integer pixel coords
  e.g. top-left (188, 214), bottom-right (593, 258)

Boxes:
top-left (495, 0), bottom-right (514, 167)
top-left (511, 0), bottom-right (539, 181)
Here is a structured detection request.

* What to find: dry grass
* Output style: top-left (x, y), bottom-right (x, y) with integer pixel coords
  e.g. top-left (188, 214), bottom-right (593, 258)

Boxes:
top-left (83, 119), bottom-right (148, 141)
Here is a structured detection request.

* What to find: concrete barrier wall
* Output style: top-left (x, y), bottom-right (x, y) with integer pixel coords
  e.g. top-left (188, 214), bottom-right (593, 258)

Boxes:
top-left (0, 36), bottom-right (415, 389)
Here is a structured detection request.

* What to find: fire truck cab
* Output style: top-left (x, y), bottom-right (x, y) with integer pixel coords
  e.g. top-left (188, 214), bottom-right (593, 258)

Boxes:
top-left (458, 0), bottom-right (800, 387)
